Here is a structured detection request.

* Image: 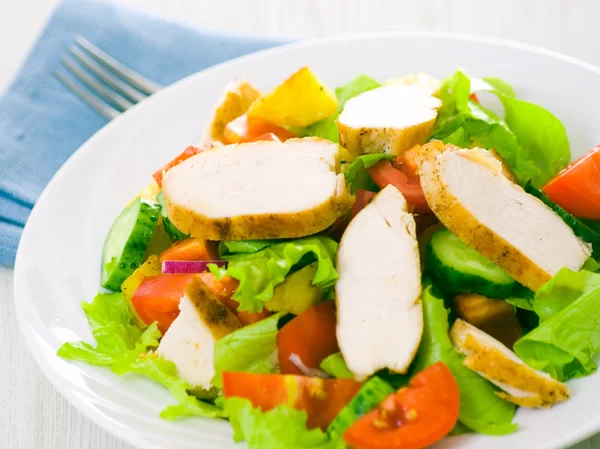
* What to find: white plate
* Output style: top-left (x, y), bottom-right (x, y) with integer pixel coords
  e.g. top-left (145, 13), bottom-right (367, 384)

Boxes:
top-left (14, 32), bottom-right (600, 449)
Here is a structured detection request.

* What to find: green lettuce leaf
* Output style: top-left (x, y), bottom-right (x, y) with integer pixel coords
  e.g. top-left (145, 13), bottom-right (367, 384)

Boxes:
top-left (57, 292), bottom-right (152, 365)
top-left (319, 353), bottom-right (354, 379)
top-left (304, 75), bottom-right (381, 143)
top-left (514, 268), bottom-right (600, 380)
top-left (219, 240), bottom-right (279, 256)
top-left (213, 313), bottom-right (283, 388)
top-left (224, 398), bottom-right (344, 449)
top-left (413, 284), bottom-right (517, 435)
top-left (432, 70), bottom-right (570, 187)
top-left (58, 292), bottom-right (223, 420)
top-left (343, 153), bottom-right (395, 194)
top-left (582, 257), bottom-right (600, 273)
top-left (211, 236), bottom-right (339, 312)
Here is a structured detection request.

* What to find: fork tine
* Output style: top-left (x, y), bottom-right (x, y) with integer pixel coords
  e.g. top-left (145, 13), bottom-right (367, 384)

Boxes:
top-left (54, 72), bottom-right (120, 120)
top-left (60, 57), bottom-right (135, 111)
top-left (75, 35), bottom-right (163, 95)
top-left (68, 46), bottom-right (147, 103)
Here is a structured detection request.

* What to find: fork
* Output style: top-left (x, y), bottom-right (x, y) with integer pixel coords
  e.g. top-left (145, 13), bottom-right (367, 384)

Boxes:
top-left (54, 35), bottom-right (163, 120)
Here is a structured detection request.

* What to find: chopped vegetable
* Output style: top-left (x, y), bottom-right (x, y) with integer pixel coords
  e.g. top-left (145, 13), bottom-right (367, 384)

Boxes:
top-left (543, 146), bottom-right (600, 219)
top-left (514, 268), bottom-right (600, 380)
top-left (223, 113), bottom-right (296, 144)
top-left (210, 236), bottom-right (338, 313)
top-left (131, 273), bottom-right (194, 334)
top-left (159, 238), bottom-right (219, 263)
top-left (101, 198), bottom-right (161, 291)
top-left (222, 372), bottom-right (361, 430)
top-left (328, 377), bottom-right (394, 438)
top-left (264, 263), bottom-right (324, 315)
top-left (278, 301), bottom-right (339, 375)
top-left (248, 67), bottom-right (338, 127)
top-left (156, 191), bottom-right (188, 241)
top-left (427, 228), bottom-right (518, 298)
top-left (212, 313), bottom-right (283, 388)
top-left (223, 397), bottom-right (343, 449)
top-left (320, 353), bottom-right (355, 379)
top-left (344, 362), bottom-right (459, 449)
top-left (162, 259), bottom-right (226, 274)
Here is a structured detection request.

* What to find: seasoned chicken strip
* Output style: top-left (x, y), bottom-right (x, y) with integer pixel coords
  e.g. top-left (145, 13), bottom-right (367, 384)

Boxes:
top-left (336, 185), bottom-right (423, 380)
top-left (157, 276), bottom-right (241, 391)
top-left (337, 84), bottom-right (441, 157)
top-left (416, 141), bottom-right (591, 291)
top-left (451, 319), bottom-right (569, 407)
top-left (163, 137), bottom-right (353, 240)
top-left (201, 78), bottom-right (260, 146)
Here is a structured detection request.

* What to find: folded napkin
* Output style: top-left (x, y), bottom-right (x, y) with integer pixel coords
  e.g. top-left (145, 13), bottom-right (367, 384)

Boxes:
top-left (0, 0), bottom-right (287, 267)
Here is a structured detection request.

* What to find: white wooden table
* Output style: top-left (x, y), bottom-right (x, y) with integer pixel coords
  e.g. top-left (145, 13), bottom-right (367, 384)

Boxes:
top-left (2, 0), bottom-right (600, 447)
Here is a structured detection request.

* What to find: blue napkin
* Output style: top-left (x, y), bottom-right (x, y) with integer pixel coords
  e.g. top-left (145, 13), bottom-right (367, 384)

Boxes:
top-left (0, 0), bottom-right (287, 267)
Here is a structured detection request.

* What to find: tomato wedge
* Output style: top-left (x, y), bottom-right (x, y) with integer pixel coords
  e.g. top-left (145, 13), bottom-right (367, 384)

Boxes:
top-left (367, 160), bottom-right (430, 213)
top-left (153, 146), bottom-right (203, 187)
top-left (131, 273), bottom-right (195, 333)
top-left (277, 301), bottom-right (339, 375)
top-left (352, 189), bottom-right (376, 218)
top-left (197, 272), bottom-right (271, 326)
top-left (344, 361), bottom-right (460, 449)
top-left (159, 238), bottom-right (219, 263)
top-left (223, 114), bottom-right (296, 144)
top-left (222, 372), bottom-right (361, 429)
top-left (543, 145), bottom-right (600, 219)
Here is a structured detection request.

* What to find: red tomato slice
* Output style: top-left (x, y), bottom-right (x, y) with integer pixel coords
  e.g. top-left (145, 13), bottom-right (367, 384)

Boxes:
top-left (470, 92), bottom-right (480, 103)
top-left (153, 146), bottom-right (203, 187)
top-left (222, 372), bottom-right (361, 429)
top-left (223, 114), bottom-right (296, 144)
top-left (367, 160), bottom-right (431, 213)
top-left (328, 217), bottom-right (350, 241)
top-left (344, 361), bottom-right (460, 449)
top-left (394, 146), bottom-right (420, 177)
top-left (159, 238), bottom-right (219, 263)
top-left (197, 272), bottom-right (271, 326)
top-left (277, 301), bottom-right (339, 375)
top-left (131, 273), bottom-right (195, 333)
top-left (352, 189), bottom-right (376, 218)
top-left (543, 145), bottom-right (600, 219)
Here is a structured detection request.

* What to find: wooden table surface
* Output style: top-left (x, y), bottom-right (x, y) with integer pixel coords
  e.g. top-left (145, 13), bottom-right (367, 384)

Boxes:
top-left (2, 0), bottom-right (600, 447)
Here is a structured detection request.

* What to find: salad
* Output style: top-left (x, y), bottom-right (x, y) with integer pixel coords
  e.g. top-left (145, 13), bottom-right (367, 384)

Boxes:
top-left (59, 66), bottom-right (600, 449)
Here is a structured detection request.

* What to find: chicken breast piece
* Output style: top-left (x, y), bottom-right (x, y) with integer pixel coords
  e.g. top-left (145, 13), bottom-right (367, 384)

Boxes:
top-left (417, 141), bottom-right (591, 291)
top-left (336, 185), bottom-right (423, 380)
top-left (450, 319), bottom-right (569, 407)
top-left (200, 78), bottom-right (260, 146)
top-left (163, 137), bottom-right (353, 240)
top-left (157, 276), bottom-right (241, 391)
top-left (337, 84), bottom-right (441, 157)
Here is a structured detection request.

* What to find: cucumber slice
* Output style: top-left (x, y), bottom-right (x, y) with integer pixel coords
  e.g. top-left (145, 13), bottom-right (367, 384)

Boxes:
top-left (156, 191), bottom-right (189, 241)
top-left (427, 228), bottom-right (517, 298)
top-left (327, 377), bottom-right (394, 438)
top-left (101, 198), bottom-right (160, 291)
top-left (524, 182), bottom-right (600, 255)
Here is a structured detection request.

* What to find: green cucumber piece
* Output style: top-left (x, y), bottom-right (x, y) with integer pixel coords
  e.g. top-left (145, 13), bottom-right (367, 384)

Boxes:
top-left (156, 191), bottom-right (189, 241)
top-left (524, 182), bottom-right (600, 255)
top-left (101, 198), bottom-right (161, 291)
top-left (427, 228), bottom-right (517, 298)
top-left (327, 377), bottom-right (394, 438)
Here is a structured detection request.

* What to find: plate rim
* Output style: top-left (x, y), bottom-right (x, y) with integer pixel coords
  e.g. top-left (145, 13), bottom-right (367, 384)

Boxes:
top-left (14, 30), bottom-right (600, 449)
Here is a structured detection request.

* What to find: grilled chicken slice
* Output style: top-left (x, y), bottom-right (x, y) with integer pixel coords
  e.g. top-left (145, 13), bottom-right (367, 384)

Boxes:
top-left (163, 137), bottom-right (353, 240)
top-left (336, 185), bottom-right (423, 380)
top-left (157, 276), bottom-right (241, 391)
top-left (337, 84), bottom-right (441, 157)
top-left (416, 141), bottom-right (591, 291)
top-left (450, 319), bottom-right (569, 407)
top-left (201, 78), bottom-right (260, 145)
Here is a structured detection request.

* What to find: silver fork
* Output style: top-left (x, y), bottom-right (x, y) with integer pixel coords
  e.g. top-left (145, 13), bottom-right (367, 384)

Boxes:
top-left (54, 35), bottom-right (164, 120)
